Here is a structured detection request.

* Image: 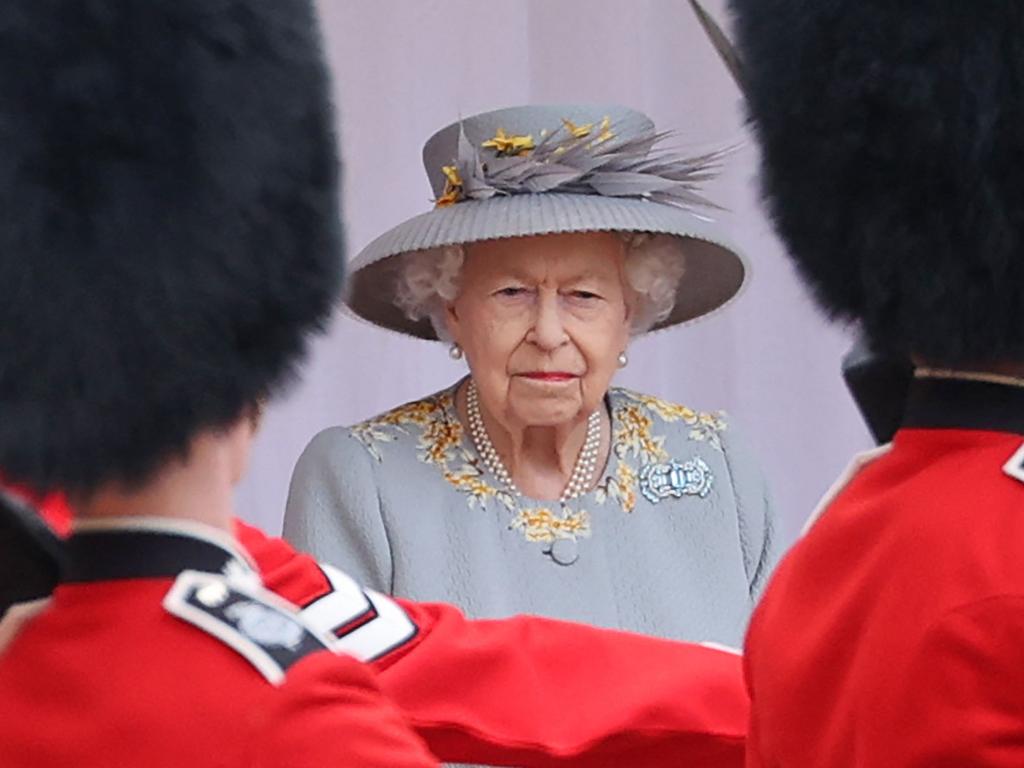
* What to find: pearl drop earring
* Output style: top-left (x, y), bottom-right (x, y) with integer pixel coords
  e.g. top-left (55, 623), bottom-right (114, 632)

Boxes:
top-left (617, 351), bottom-right (628, 368)
top-left (449, 343), bottom-right (464, 360)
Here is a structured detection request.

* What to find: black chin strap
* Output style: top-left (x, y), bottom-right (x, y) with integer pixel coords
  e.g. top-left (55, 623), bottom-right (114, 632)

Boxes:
top-left (841, 337), bottom-right (913, 445)
top-left (0, 493), bottom-right (66, 613)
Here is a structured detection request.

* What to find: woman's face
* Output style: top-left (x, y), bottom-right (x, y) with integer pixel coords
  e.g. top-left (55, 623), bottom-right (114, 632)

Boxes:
top-left (445, 231), bottom-right (633, 429)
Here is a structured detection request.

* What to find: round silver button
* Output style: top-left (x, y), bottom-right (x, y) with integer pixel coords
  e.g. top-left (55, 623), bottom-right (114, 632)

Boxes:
top-left (549, 537), bottom-right (579, 566)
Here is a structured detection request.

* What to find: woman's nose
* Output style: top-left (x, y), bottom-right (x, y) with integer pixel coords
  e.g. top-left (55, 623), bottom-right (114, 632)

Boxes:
top-left (527, 292), bottom-right (569, 350)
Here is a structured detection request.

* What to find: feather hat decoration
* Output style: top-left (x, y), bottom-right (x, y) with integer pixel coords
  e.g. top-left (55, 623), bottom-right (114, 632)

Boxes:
top-left (439, 115), bottom-right (731, 212)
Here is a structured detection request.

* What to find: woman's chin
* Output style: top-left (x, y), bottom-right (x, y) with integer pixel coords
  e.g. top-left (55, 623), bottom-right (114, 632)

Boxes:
top-left (507, 399), bottom-right (585, 428)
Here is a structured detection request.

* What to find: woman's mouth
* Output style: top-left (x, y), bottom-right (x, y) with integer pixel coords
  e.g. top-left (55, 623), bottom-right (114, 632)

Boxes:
top-left (519, 372), bottom-right (577, 382)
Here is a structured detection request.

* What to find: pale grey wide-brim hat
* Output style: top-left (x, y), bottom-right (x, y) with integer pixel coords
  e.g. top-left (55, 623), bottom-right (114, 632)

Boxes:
top-left (346, 104), bottom-right (747, 340)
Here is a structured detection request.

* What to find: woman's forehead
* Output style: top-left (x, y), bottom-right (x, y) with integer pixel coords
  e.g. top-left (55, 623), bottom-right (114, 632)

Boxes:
top-left (464, 232), bottom-right (625, 279)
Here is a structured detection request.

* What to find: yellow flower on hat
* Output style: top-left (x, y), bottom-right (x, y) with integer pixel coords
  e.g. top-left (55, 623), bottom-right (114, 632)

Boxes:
top-left (561, 118), bottom-right (594, 139)
top-left (594, 115), bottom-right (615, 144)
top-left (481, 127), bottom-right (535, 157)
top-left (435, 164), bottom-right (463, 208)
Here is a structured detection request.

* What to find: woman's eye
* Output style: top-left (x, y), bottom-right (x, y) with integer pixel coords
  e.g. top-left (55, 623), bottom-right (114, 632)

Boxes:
top-left (495, 287), bottom-right (527, 297)
top-left (570, 290), bottom-right (601, 300)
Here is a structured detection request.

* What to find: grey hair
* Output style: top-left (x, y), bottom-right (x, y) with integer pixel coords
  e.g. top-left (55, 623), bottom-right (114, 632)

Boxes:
top-left (393, 233), bottom-right (686, 341)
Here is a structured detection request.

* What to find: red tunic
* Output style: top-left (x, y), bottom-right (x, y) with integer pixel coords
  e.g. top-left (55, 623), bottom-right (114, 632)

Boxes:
top-left (745, 378), bottom-right (1024, 767)
top-left (0, 523), bottom-right (438, 768)
top-left (2, 516), bottom-right (749, 767)
top-left (238, 518), bottom-right (749, 766)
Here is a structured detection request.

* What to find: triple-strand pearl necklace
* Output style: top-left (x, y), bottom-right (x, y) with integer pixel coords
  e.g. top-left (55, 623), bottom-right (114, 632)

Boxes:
top-left (465, 380), bottom-right (602, 503)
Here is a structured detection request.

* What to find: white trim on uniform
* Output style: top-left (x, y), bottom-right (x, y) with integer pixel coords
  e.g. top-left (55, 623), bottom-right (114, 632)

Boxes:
top-left (299, 564), bottom-right (417, 662)
top-left (0, 598), bottom-right (51, 655)
top-left (299, 565), bottom-right (373, 631)
top-left (333, 589), bottom-right (418, 661)
top-left (699, 641), bottom-right (742, 657)
top-left (1001, 441), bottom-right (1024, 484)
top-left (164, 570), bottom-right (334, 685)
top-left (801, 444), bottom-right (894, 537)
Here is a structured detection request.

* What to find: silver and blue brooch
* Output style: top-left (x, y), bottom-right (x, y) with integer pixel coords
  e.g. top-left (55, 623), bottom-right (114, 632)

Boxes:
top-left (639, 457), bottom-right (714, 504)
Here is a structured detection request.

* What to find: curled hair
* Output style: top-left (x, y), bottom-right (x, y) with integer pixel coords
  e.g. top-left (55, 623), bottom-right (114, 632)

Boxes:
top-left (620, 233), bottom-right (687, 333)
top-left (394, 233), bottom-right (686, 340)
top-left (394, 245), bottom-right (466, 342)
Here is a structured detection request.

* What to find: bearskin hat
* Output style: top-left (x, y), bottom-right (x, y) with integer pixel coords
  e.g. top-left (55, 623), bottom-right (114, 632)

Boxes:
top-left (0, 0), bottom-right (342, 494)
top-left (729, 0), bottom-right (1024, 365)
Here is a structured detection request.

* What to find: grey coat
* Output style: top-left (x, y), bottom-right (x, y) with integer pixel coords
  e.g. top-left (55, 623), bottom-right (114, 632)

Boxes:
top-left (284, 383), bottom-right (775, 648)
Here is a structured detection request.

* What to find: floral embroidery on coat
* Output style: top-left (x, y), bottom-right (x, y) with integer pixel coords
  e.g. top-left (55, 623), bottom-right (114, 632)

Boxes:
top-left (595, 388), bottom-right (727, 512)
top-left (349, 386), bottom-right (726, 541)
top-left (351, 391), bottom-right (516, 511)
top-left (511, 507), bottom-right (592, 543)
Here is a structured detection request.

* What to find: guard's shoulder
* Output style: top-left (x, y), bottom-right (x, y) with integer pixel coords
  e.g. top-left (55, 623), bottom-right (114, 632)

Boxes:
top-left (163, 570), bottom-right (332, 685)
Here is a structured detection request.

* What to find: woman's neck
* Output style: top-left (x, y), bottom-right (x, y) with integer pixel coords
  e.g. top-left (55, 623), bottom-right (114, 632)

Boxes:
top-left (456, 381), bottom-right (611, 501)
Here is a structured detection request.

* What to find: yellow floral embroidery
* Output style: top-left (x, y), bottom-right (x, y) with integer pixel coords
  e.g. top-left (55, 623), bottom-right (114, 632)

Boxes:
top-left (351, 392), bottom-right (514, 512)
top-left (351, 393), bottom-right (460, 465)
top-left (422, 417), bottom-right (462, 465)
top-left (442, 467), bottom-right (502, 508)
top-left (613, 403), bottom-right (669, 464)
top-left (348, 421), bottom-right (395, 463)
top-left (512, 507), bottom-right (591, 543)
top-left (617, 389), bottom-right (727, 450)
top-left (350, 387), bottom-right (725, 544)
top-left (615, 461), bottom-right (639, 513)
top-left (595, 389), bottom-right (726, 513)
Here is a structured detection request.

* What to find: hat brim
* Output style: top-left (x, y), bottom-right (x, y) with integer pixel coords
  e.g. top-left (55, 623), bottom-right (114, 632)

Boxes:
top-left (346, 193), bottom-right (747, 340)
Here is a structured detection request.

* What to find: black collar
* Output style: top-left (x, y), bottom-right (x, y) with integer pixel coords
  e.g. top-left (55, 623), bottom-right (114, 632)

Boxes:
top-left (64, 524), bottom-right (252, 584)
top-left (903, 376), bottom-right (1024, 436)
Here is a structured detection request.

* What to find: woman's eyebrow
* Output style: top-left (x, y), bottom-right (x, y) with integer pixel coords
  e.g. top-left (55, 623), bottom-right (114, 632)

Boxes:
top-left (561, 269), bottom-right (616, 283)
top-left (485, 266), bottom-right (534, 282)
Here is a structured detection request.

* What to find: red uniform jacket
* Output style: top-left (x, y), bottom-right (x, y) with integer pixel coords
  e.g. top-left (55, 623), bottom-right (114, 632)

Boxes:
top-left (745, 378), bottom-right (1024, 767)
top-left (0, 522), bottom-right (439, 768)
top-left (239, 518), bottom-right (748, 766)
top-left (1, 514), bottom-right (749, 767)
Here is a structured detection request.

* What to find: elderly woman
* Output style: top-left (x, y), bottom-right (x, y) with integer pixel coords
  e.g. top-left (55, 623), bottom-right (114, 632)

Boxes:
top-left (284, 104), bottom-right (774, 647)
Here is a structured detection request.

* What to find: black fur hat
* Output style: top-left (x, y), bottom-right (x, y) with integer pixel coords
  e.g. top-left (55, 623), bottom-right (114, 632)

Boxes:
top-left (729, 0), bottom-right (1024, 364)
top-left (0, 1), bottom-right (342, 494)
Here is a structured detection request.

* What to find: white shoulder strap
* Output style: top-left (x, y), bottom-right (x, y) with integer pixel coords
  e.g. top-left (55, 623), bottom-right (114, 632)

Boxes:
top-left (164, 570), bottom-right (334, 685)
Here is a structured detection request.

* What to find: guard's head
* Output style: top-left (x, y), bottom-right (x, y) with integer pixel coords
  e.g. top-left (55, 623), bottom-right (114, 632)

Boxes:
top-left (0, 0), bottom-right (342, 496)
top-left (730, 0), bottom-right (1024, 365)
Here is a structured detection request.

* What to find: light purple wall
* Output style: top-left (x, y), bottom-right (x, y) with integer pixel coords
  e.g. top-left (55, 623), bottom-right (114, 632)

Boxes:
top-left (234, 0), bottom-right (873, 548)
